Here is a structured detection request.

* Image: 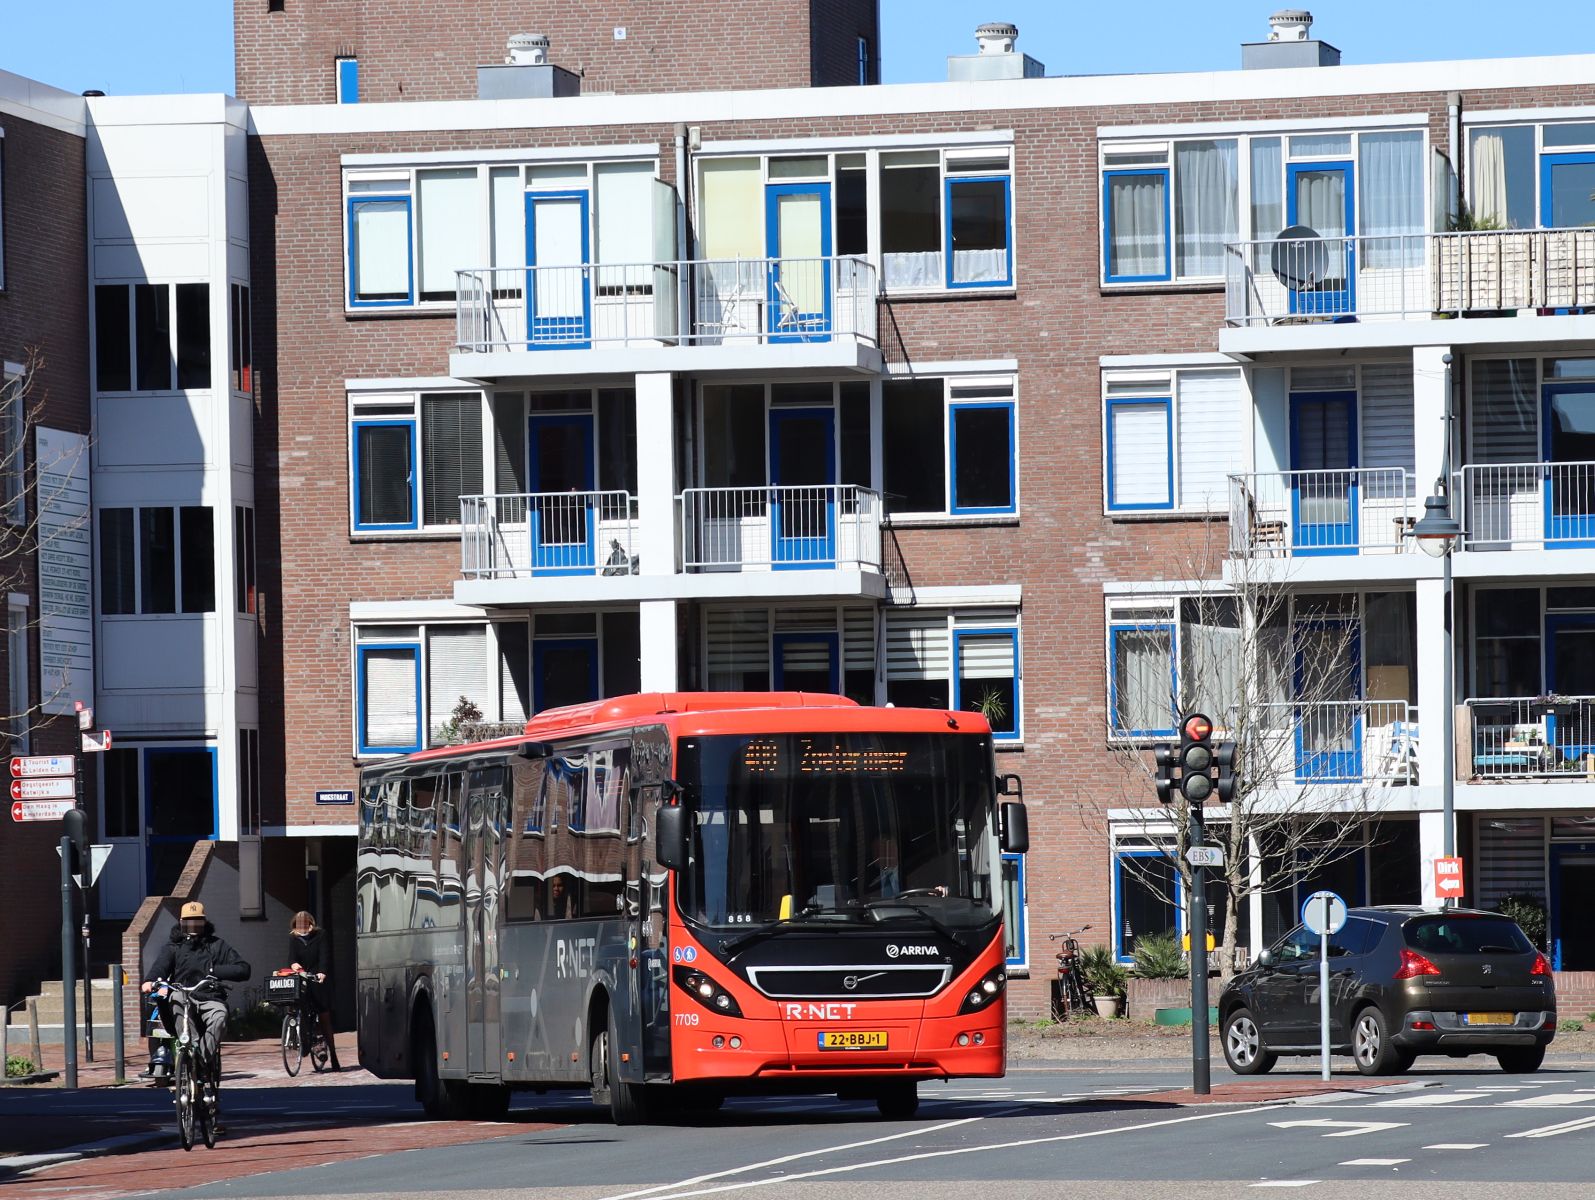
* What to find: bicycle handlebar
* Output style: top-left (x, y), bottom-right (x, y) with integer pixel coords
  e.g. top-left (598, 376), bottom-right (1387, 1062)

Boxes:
top-left (1047, 924), bottom-right (1092, 941)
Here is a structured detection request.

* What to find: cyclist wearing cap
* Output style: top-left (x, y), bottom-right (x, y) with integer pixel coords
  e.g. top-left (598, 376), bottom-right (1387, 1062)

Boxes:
top-left (142, 901), bottom-right (251, 1088)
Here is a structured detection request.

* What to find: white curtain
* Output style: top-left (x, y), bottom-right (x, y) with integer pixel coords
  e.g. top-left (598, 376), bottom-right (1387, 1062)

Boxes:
top-left (490, 167), bottom-right (524, 271)
top-left (1361, 131), bottom-right (1424, 268)
top-left (417, 168), bottom-right (480, 299)
top-left (1250, 137), bottom-right (1283, 239)
top-left (1108, 174), bottom-right (1167, 277)
top-left (352, 199), bottom-right (410, 300)
top-left (883, 250), bottom-right (943, 289)
top-left (1115, 628), bottom-right (1173, 732)
top-left (1181, 603), bottom-right (1241, 723)
top-left (1472, 133), bottom-right (1508, 228)
top-left (1174, 140), bottom-right (1239, 277)
top-left (951, 249), bottom-right (1007, 283)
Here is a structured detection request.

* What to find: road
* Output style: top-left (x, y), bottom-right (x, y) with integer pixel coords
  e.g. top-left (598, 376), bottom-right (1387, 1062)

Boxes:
top-left (6, 1060), bottom-right (1595, 1199)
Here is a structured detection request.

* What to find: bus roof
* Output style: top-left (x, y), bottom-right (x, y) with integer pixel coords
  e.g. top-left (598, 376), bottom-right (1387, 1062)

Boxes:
top-left (391, 692), bottom-right (992, 767)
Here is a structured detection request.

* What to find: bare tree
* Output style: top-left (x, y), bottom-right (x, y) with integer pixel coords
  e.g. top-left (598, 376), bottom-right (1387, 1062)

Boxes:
top-left (0, 348), bottom-right (94, 750)
top-left (1101, 518), bottom-right (1414, 981)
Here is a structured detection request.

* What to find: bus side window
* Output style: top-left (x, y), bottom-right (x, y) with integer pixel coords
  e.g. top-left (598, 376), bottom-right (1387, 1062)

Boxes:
top-left (579, 745), bottom-right (626, 918)
top-left (505, 757), bottom-right (546, 921)
top-left (410, 774), bottom-right (440, 930)
top-left (542, 755), bottom-right (575, 920)
top-left (439, 771), bottom-right (465, 928)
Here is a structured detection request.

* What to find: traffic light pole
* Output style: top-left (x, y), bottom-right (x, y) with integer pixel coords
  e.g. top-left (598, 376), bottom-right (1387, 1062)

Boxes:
top-left (60, 835), bottom-right (77, 1090)
top-left (1188, 802), bottom-right (1210, 1097)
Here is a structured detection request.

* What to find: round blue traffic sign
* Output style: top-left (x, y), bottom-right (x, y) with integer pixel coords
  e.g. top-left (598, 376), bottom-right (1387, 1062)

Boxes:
top-left (1301, 890), bottom-right (1347, 936)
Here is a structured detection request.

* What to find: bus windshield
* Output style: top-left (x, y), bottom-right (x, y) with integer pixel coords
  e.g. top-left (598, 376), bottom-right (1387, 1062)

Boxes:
top-left (677, 732), bottom-right (998, 932)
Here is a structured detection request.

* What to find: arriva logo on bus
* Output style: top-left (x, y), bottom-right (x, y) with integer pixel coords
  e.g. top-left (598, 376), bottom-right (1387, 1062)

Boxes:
top-left (784, 1002), bottom-right (859, 1021)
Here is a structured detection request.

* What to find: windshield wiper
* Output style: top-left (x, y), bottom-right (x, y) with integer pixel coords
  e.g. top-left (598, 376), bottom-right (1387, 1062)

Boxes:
top-left (856, 896), bottom-right (961, 943)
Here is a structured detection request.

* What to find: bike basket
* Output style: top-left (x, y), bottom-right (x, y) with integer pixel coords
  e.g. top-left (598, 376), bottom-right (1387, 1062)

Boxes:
top-left (265, 974), bottom-right (304, 1005)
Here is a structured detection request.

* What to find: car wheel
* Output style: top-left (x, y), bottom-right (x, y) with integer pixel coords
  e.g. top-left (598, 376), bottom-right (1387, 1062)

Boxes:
top-left (1352, 1007), bottom-right (1400, 1076)
top-left (1221, 1007), bottom-right (1277, 1075)
top-left (1495, 1046), bottom-right (1546, 1074)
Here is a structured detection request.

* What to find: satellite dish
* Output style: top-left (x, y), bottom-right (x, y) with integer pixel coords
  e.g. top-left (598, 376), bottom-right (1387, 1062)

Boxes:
top-left (1270, 225), bottom-right (1330, 292)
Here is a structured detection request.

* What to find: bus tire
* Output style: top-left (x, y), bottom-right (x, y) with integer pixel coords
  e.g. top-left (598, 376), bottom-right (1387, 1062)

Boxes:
top-left (591, 1007), bottom-right (651, 1126)
top-left (414, 1016), bottom-right (465, 1120)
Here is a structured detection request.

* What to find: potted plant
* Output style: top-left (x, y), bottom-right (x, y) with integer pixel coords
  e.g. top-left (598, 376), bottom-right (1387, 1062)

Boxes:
top-left (1078, 944), bottom-right (1128, 1017)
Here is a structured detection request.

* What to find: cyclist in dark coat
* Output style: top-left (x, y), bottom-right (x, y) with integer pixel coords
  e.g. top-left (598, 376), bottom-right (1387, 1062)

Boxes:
top-left (289, 911), bottom-right (341, 1070)
top-left (142, 901), bottom-right (251, 1087)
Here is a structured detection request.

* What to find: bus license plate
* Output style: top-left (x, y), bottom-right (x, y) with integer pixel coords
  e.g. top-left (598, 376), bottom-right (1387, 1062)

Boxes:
top-left (1465, 1012), bottom-right (1512, 1026)
top-left (818, 1030), bottom-right (888, 1050)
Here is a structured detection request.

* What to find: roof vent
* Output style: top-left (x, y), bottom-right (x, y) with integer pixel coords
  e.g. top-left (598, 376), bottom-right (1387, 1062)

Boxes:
top-left (505, 33), bottom-right (550, 66)
top-left (1268, 9), bottom-right (1313, 41)
top-left (949, 21), bottom-right (1044, 81)
top-left (1242, 8), bottom-right (1339, 69)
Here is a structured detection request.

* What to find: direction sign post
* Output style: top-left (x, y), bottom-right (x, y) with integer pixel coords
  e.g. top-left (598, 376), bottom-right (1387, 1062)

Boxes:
top-left (1302, 890), bottom-right (1348, 1083)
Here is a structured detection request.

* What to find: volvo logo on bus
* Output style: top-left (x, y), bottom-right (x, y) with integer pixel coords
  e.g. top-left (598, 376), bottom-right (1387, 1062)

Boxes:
top-left (886, 944), bottom-right (938, 959)
top-left (842, 972), bottom-right (885, 991)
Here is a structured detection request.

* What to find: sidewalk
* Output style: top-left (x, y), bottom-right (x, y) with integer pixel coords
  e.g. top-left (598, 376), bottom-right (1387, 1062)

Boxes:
top-left (13, 1030), bottom-right (367, 1091)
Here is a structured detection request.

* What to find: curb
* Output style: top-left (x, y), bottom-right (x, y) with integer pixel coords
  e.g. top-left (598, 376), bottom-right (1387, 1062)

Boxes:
top-left (0, 1130), bottom-right (173, 1181)
top-left (0, 1071), bottom-right (60, 1086)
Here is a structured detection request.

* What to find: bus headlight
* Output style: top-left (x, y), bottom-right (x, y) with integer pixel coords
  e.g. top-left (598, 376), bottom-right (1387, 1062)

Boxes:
top-left (958, 966), bottom-right (1007, 1015)
top-left (672, 965), bottom-right (744, 1017)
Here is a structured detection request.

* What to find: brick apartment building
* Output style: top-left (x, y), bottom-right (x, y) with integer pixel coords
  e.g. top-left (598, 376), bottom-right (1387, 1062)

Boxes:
top-left (6, 4), bottom-right (1595, 1037)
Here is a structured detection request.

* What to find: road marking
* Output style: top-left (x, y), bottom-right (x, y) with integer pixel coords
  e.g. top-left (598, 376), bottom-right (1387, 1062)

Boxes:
top-left (1340, 1158), bottom-right (1410, 1166)
top-left (1504, 1113), bottom-right (1595, 1139)
top-left (1269, 1119), bottom-right (1409, 1138)
top-left (1504, 1093), bottom-right (1595, 1106)
top-left (1376, 1091), bottom-right (1491, 1106)
top-left (1250, 1183), bottom-right (1320, 1189)
top-left (1424, 1143), bottom-right (1488, 1150)
top-left (1474, 1085), bottom-right (1539, 1091)
top-left (613, 1103), bottom-right (1282, 1200)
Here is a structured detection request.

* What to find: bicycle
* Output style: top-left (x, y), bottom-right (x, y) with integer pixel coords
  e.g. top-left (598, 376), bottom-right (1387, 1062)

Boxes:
top-left (147, 978), bottom-right (221, 1151)
top-left (267, 969), bottom-right (331, 1077)
top-left (1047, 925), bottom-right (1092, 1022)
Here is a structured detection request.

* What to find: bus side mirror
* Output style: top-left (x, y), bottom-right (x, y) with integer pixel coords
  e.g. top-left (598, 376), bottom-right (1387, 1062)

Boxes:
top-left (999, 802), bottom-right (1029, 854)
top-left (656, 803), bottom-right (687, 872)
top-left (996, 774), bottom-right (1023, 801)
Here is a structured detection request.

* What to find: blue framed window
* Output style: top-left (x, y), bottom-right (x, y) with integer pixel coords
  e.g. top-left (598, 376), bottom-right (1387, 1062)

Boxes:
top-left (953, 627), bottom-right (1020, 741)
top-left (949, 401), bottom-right (1016, 514)
top-left (945, 175), bottom-right (1012, 289)
top-left (1104, 396), bottom-right (1173, 511)
top-left (1002, 852), bottom-right (1027, 969)
top-left (347, 193), bottom-right (413, 307)
top-left (1114, 848), bottom-right (1182, 964)
top-left (1109, 622), bottom-right (1176, 737)
top-left (352, 419), bottom-right (418, 531)
top-left (1103, 168), bottom-right (1170, 283)
top-left (336, 57), bottom-right (359, 104)
top-left (357, 642), bottom-right (422, 755)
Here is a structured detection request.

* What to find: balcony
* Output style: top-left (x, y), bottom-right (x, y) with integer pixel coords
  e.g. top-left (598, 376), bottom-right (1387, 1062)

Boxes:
top-left (680, 485), bottom-right (881, 573)
top-left (460, 491), bottom-right (638, 581)
top-left (450, 257), bottom-right (881, 379)
top-left (1256, 700), bottom-right (1417, 786)
top-left (1459, 461), bottom-right (1595, 551)
top-left (1224, 228), bottom-right (1595, 328)
top-left (1466, 696), bottom-right (1595, 780)
top-left (1228, 470), bottom-right (1416, 559)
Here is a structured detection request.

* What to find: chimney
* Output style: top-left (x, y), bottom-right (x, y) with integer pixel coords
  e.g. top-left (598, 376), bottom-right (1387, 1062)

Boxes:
top-left (948, 21), bottom-right (1045, 81)
top-left (1242, 9), bottom-right (1340, 69)
top-left (478, 33), bottom-right (581, 99)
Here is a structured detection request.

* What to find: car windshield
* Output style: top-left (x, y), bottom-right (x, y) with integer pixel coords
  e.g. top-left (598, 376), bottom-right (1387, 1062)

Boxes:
top-left (676, 732), bottom-right (998, 931)
top-left (1403, 915), bottom-right (1534, 955)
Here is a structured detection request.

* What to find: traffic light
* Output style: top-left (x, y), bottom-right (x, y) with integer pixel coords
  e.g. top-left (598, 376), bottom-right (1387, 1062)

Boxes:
top-left (1177, 712), bottom-right (1215, 805)
top-left (1154, 744), bottom-right (1176, 806)
top-left (62, 806), bottom-right (89, 876)
top-left (1214, 741), bottom-right (1238, 804)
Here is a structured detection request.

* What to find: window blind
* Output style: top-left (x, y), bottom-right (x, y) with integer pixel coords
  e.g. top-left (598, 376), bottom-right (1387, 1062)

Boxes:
top-left (1472, 359), bottom-right (1537, 463)
top-left (885, 611), bottom-right (950, 681)
top-left (706, 609), bottom-right (770, 689)
top-left (428, 626), bottom-right (487, 743)
top-left (352, 198), bottom-right (410, 301)
top-left (357, 423), bottom-right (414, 527)
top-left (957, 632), bottom-right (1014, 680)
top-left (1360, 364), bottom-right (1417, 479)
top-left (1176, 370), bottom-right (1244, 509)
top-left (422, 394), bottom-right (482, 526)
top-left (364, 647), bottom-right (419, 749)
top-left (1110, 401), bottom-right (1171, 507)
top-left (418, 169), bottom-right (480, 300)
top-left (699, 159), bottom-right (762, 260)
top-left (844, 607), bottom-right (875, 673)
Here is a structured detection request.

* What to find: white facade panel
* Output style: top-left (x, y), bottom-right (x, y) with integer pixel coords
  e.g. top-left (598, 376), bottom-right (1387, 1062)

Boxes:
top-left (101, 617), bottom-right (219, 691)
top-left (91, 175), bottom-right (210, 243)
top-left (95, 396), bottom-right (211, 467)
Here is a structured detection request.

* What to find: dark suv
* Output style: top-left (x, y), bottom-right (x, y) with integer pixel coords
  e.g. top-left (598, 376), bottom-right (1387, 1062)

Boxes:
top-left (1218, 906), bottom-right (1555, 1076)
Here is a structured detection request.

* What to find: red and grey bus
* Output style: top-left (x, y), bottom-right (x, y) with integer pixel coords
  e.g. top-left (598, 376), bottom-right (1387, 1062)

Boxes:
top-left (355, 691), bottom-right (1028, 1122)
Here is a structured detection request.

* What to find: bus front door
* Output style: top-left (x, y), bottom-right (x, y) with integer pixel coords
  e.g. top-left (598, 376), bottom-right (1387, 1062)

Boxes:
top-left (463, 771), bottom-right (507, 1077)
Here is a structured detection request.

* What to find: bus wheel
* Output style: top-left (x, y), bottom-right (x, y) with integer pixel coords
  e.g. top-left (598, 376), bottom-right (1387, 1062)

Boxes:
top-left (876, 1081), bottom-right (919, 1120)
top-left (591, 1010), bottom-right (651, 1126)
top-left (414, 1018), bottom-right (465, 1120)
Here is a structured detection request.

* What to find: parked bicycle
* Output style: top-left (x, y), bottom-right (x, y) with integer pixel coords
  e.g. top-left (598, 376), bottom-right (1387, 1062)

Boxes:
top-left (267, 968), bottom-right (332, 1077)
top-left (1047, 925), bottom-right (1091, 1022)
top-left (147, 978), bottom-right (221, 1150)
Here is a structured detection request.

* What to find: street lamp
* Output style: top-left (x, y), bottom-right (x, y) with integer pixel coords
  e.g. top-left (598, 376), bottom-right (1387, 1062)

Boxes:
top-left (1409, 483), bottom-right (1462, 904)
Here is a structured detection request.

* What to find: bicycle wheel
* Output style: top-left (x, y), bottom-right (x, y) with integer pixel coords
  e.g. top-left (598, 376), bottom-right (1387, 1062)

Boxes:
top-left (200, 1059), bottom-right (218, 1149)
top-left (1049, 978), bottom-right (1069, 1022)
top-left (1066, 968), bottom-right (1089, 1014)
top-left (282, 1011), bottom-right (303, 1077)
top-left (174, 1052), bottom-right (197, 1151)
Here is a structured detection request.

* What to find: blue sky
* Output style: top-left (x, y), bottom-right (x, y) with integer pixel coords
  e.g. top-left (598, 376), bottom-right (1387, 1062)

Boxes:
top-left (6, 2), bottom-right (1595, 96)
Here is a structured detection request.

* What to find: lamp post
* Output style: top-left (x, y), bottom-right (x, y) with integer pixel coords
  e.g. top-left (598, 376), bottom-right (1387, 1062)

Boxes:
top-left (1410, 485), bottom-right (1463, 903)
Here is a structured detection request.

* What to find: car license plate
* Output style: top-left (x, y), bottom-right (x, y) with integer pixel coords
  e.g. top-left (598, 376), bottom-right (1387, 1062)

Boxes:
top-left (818, 1030), bottom-right (888, 1050)
top-left (1465, 1012), bottom-right (1513, 1026)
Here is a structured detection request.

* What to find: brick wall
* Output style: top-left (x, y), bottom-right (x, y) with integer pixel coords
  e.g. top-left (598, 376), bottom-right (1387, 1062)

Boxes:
top-left (1556, 972), bottom-right (1595, 1020)
top-left (235, 0), bottom-right (877, 104)
top-left (808, 0), bottom-right (878, 86)
top-left (0, 110), bottom-right (91, 1008)
top-left (249, 79), bottom-right (1595, 1016)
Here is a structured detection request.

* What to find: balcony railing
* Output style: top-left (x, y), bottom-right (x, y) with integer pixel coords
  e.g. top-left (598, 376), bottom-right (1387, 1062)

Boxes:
top-left (1225, 228), bottom-right (1595, 326)
top-left (679, 485), bottom-right (881, 572)
top-left (1256, 700), bottom-right (1417, 785)
top-left (460, 491), bottom-right (637, 580)
top-left (1466, 696), bottom-right (1595, 779)
top-left (1228, 469), bottom-right (1415, 558)
top-left (455, 257), bottom-right (878, 353)
top-left (1458, 460), bottom-right (1595, 550)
